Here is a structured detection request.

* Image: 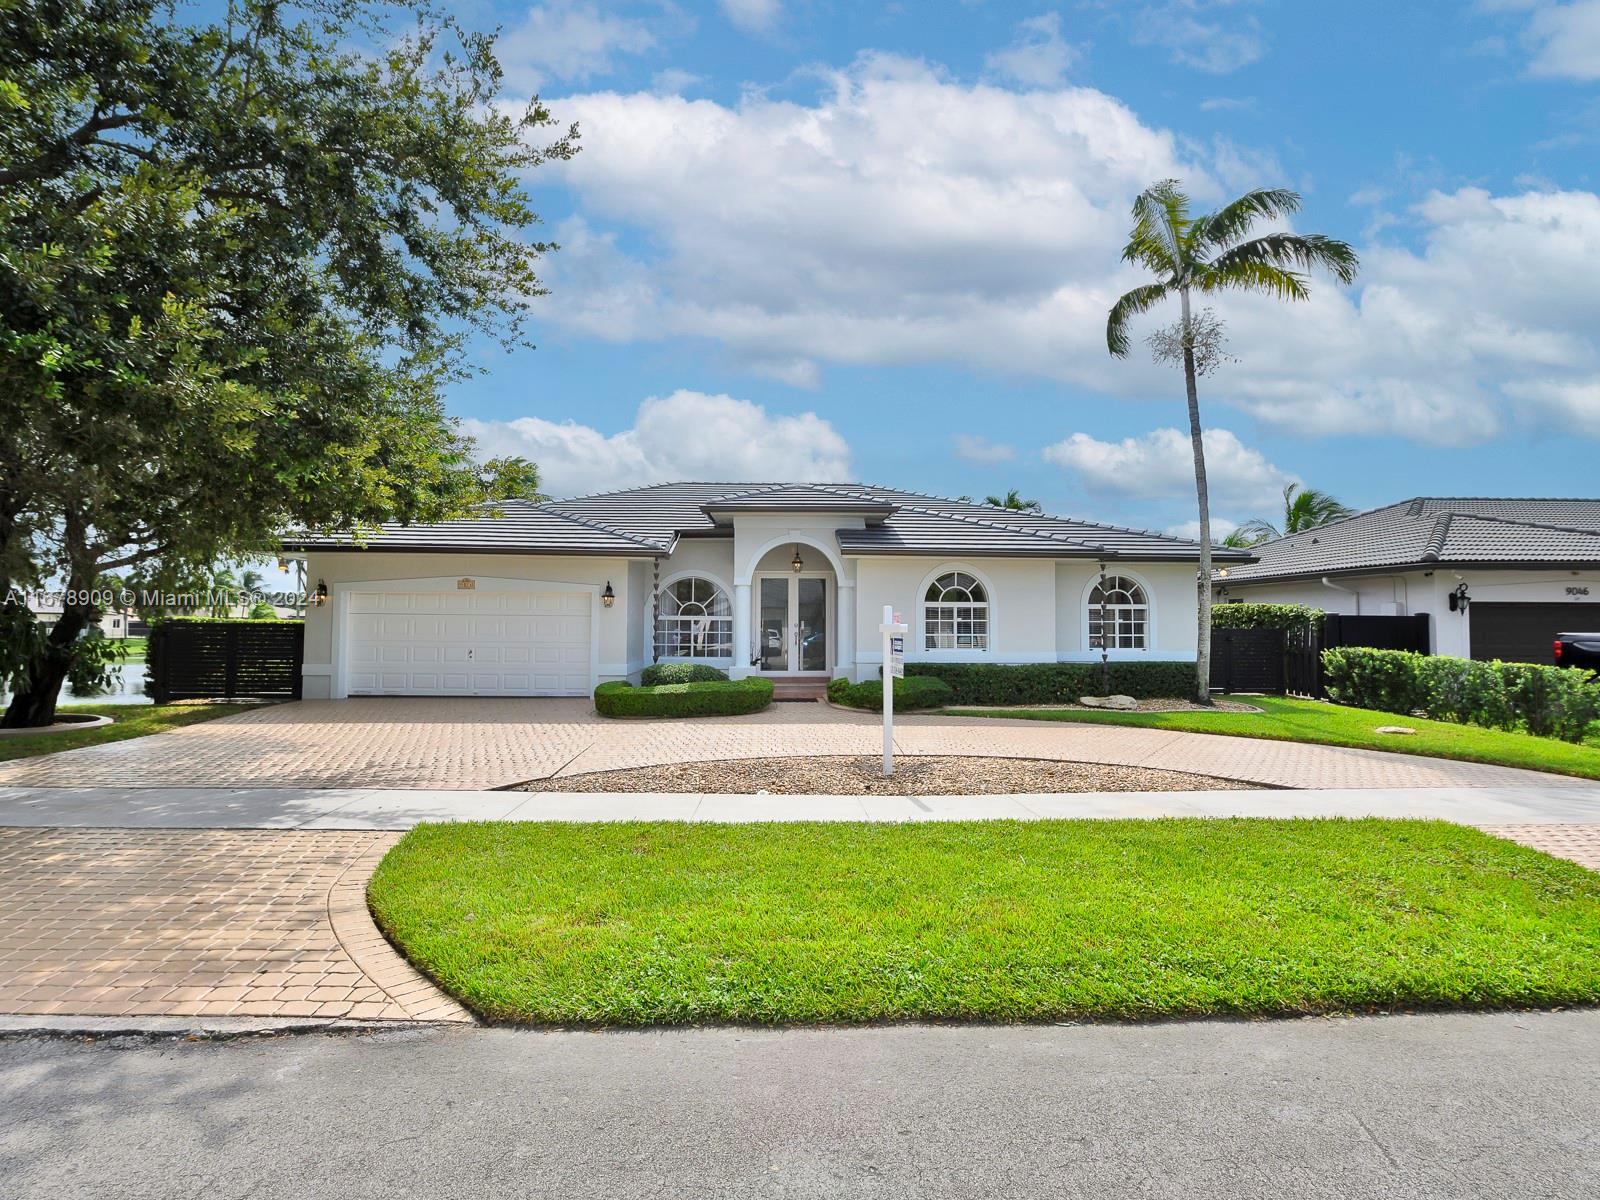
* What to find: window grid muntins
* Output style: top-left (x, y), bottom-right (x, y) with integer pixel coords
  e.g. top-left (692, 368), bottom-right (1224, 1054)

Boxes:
top-left (654, 577), bottom-right (733, 658)
top-left (1088, 576), bottom-right (1149, 650)
top-left (924, 571), bottom-right (989, 651)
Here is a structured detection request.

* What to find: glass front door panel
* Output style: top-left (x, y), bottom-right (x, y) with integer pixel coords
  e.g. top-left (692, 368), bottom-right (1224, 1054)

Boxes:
top-left (758, 577), bottom-right (789, 671)
top-left (797, 578), bottom-right (827, 672)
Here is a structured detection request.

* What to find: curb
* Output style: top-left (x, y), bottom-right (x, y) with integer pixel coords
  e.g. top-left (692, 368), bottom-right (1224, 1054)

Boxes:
top-left (0, 1014), bottom-right (467, 1041)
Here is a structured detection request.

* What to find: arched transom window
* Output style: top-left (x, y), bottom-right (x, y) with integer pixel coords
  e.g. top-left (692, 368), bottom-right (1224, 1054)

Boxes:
top-left (1088, 575), bottom-right (1149, 650)
top-left (655, 577), bottom-right (732, 658)
top-left (924, 571), bottom-right (989, 651)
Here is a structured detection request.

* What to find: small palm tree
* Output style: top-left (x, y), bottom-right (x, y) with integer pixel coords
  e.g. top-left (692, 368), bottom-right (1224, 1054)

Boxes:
top-left (1107, 181), bottom-right (1357, 703)
top-left (1232, 485), bottom-right (1356, 544)
top-left (984, 488), bottom-right (1043, 514)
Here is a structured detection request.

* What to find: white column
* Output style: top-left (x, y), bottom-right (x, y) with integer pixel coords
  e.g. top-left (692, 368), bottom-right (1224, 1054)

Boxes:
top-left (732, 582), bottom-right (752, 678)
top-left (835, 580), bottom-right (855, 679)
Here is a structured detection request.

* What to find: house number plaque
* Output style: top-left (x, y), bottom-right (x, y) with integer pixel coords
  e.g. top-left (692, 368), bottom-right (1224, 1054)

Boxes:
top-left (1567, 586), bottom-right (1589, 596)
top-left (457, 578), bottom-right (476, 590)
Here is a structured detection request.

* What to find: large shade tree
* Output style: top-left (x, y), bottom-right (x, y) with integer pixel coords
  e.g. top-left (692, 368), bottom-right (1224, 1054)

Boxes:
top-left (0, 0), bottom-right (571, 725)
top-left (1106, 182), bottom-right (1357, 703)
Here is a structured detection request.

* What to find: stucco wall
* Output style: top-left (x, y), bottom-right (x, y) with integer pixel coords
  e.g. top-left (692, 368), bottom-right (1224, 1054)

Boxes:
top-left (1056, 561), bottom-right (1198, 661)
top-left (300, 551), bottom-right (643, 698)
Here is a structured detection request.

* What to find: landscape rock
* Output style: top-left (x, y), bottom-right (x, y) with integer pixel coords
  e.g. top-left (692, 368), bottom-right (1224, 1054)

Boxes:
top-left (1375, 725), bottom-right (1417, 735)
top-left (1079, 694), bottom-right (1139, 711)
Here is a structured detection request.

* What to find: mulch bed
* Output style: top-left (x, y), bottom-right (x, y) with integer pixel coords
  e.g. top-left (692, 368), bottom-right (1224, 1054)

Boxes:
top-left (522, 755), bottom-right (1268, 795)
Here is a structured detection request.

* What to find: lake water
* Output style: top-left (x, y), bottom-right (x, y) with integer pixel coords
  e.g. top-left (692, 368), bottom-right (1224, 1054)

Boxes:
top-left (1, 661), bottom-right (153, 708)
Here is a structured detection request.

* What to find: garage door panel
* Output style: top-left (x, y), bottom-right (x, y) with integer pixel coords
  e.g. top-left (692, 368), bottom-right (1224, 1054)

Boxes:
top-left (346, 588), bottom-right (592, 696)
top-left (1470, 602), bottom-right (1600, 664)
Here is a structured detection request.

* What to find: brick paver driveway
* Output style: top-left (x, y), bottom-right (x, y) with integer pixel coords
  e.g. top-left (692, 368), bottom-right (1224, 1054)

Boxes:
top-left (0, 697), bottom-right (1592, 791)
top-left (0, 828), bottom-right (468, 1023)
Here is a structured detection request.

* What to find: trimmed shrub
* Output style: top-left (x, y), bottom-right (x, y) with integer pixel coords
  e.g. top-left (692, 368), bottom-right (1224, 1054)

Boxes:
top-left (594, 677), bottom-right (773, 718)
top-left (904, 661), bottom-right (1196, 706)
top-left (1322, 647), bottom-right (1600, 742)
top-left (828, 675), bottom-right (954, 712)
top-left (1211, 603), bottom-right (1323, 637)
top-left (639, 663), bottom-right (728, 686)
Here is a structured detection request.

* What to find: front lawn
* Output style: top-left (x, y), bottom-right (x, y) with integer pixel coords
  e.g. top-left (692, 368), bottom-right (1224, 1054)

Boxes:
top-left (947, 695), bottom-right (1600, 781)
top-left (0, 702), bottom-right (256, 761)
top-left (369, 819), bottom-right (1600, 1026)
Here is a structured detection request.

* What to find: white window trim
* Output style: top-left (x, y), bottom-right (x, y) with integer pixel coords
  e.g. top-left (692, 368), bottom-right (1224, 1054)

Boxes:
top-left (1079, 569), bottom-right (1156, 656)
top-left (915, 562), bottom-right (997, 659)
top-left (654, 570), bottom-right (736, 664)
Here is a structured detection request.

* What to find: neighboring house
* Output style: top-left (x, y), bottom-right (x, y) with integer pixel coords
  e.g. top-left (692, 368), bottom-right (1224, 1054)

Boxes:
top-left (1213, 497), bottom-right (1600, 663)
top-left (26, 595), bottom-right (133, 640)
top-left (280, 482), bottom-right (1249, 699)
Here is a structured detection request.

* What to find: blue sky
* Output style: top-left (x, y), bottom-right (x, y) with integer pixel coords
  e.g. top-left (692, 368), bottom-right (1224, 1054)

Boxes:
top-left (437, 0), bottom-right (1600, 537)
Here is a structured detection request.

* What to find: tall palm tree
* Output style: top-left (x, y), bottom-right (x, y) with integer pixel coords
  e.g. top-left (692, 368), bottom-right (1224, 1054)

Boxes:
top-left (984, 488), bottom-right (1043, 513)
top-left (1107, 181), bottom-right (1357, 703)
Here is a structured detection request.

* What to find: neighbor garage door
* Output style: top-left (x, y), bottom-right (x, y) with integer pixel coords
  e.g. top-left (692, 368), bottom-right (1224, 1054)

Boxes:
top-left (346, 590), bottom-right (592, 696)
top-left (1469, 602), bottom-right (1597, 665)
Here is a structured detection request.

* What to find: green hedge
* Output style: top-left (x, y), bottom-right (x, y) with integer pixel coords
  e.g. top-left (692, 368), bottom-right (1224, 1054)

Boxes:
top-left (1212, 602), bottom-right (1322, 636)
top-left (827, 675), bottom-right (954, 711)
top-left (594, 677), bottom-right (773, 718)
top-left (904, 661), bottom-right (1196, 705)
top-left (1322, 647), bottom-right (1600, 742)
top-left (639, 663), bottom-right (728, 686)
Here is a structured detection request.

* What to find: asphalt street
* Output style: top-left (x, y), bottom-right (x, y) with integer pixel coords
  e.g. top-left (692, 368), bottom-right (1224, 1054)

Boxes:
top-left (2, 1011), bottom-right (1597, 1198)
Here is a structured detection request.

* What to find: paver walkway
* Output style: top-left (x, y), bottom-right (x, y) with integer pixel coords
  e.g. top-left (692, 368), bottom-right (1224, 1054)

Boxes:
top-left (0, 698), bottom-right (1592, 791)
top-left (0, 828), bottom-right (469, 1023)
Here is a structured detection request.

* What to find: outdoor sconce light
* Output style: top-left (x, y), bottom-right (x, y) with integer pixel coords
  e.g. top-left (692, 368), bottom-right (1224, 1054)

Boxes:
top-left (311, 579), bottom-right (329, 607)
top-left (791, 545), bottom-right (804, 573)
top-left (1448, 582), bottom-right (1471, 612)
top-left (601, 582), bottom-right (615, 608)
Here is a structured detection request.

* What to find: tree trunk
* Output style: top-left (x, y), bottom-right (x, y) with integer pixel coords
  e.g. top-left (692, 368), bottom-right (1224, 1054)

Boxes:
top-left (0, 603), bottom-right (90, 727)
top-left (1179, 286), bottom-right (1214, 706)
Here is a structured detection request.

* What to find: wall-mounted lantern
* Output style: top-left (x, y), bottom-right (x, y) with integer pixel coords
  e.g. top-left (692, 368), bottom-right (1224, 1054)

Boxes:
top-left (311, 579), bottom-right (329, 607)
top-left (601, 581), bottom-right (616, 609)
top-left (790, 545), bottom-right (804, 573)
top-left (1448, 582), bottom-right (1471, 612)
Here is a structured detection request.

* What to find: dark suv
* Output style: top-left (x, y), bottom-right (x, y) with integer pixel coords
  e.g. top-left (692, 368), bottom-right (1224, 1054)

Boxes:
top-left (1553, 633), bottom-right (1600, 671)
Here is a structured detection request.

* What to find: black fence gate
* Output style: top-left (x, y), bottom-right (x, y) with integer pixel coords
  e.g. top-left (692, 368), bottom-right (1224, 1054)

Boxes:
top-left (148, 620), bottom-right (304, 703)
top-left (1216, 613), bottom-right (1432, 698)
top-left (1209, 628), bottom-right (1286, 694)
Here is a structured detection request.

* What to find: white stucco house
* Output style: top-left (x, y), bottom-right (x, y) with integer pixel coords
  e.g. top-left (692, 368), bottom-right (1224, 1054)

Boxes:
top-left (1213, 497), bottom-right (1600, 663)
top-left (281, 482), bottom-right (1245, 699)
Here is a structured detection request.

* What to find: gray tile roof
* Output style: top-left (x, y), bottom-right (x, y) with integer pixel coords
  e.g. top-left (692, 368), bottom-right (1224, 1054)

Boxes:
top-left (285, 482), bottom-right (1239, 562)
top-left (1222, 497), bottom-right (1600, 583)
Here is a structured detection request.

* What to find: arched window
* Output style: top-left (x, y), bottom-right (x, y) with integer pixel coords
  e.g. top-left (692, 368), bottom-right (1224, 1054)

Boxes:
top-left (924, 571), bottom-right (989, 651)
top-left (1088, 575), bottom-right (1149, 650)
top-left (655, 577), bottom-right (733, 658)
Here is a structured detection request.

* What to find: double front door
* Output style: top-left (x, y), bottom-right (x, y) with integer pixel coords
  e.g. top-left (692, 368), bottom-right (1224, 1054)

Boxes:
top-left (756, 574), bottom-right (829, 673)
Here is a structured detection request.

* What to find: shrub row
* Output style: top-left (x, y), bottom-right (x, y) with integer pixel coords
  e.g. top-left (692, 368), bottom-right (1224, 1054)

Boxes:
top-left (827, 675), bottom-right (954, 712)
top-left (639, 663), bottom-right (728, 686)
top-left (903, 661), bottom-right (1196, 705)
top-left (594, 677), bottom-right (773, 718)
top-left (1322, 647), bottom-right (1600, 742)
top-left (1211, 602), bottom-right (1323, 636)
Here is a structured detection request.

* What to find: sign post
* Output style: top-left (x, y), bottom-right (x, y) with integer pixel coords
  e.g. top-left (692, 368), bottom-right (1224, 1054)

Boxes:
top-left (879, 605), bottom-right (908, 776)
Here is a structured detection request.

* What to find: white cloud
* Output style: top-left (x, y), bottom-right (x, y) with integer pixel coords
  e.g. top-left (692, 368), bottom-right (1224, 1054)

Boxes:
top-left (461, 390), bottom-right (852, 497)
top-left (1516, 1), bottom-right (1600, 80)
top-left (952, 434), bottom-right (1017, 464)
top-left (539, 57), bottom-right (1600, 446)
top-left (1167, 516), bottom-right (1240, 542)
top-left (498, 2), bottom-right (659, 92)
top-left (720, 0), bottom-right (780, 35)
top-left (984, 13), bottom-right (1079, 87)
top-left (1505, 379), bottom-right (1600, 436)
top-left (1042, 427), bottom-right (1297, 509)
top-left (1132, 2), bottom-right (1265, 74)
top-left (1199, 95), bottom-right (1255, 111)
top-left (651, 68), bottom-right (703, 95)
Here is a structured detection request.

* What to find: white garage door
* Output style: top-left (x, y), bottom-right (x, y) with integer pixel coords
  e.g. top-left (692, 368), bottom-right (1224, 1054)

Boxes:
top-left (346, 590), bottom-right (592, 696)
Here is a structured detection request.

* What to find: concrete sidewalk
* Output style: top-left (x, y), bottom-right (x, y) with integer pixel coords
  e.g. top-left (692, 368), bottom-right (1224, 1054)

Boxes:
top-left (3, 781), bottom-right (1600, 828)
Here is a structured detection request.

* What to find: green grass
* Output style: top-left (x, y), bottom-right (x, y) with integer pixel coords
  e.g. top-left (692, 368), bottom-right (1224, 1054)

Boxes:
top-left (0, 702), bottom-right (255, 761)
top-left (114, 636), bottom-right (148, 660)
top-left (368, 819), bottom-right (1600, 1026)
top-left (947, 695), bottom-right (1600, 781)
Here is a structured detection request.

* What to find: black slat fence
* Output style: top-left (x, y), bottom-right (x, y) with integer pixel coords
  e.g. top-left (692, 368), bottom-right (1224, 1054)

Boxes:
top-left (148, 621), bottom-right (304, 703)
